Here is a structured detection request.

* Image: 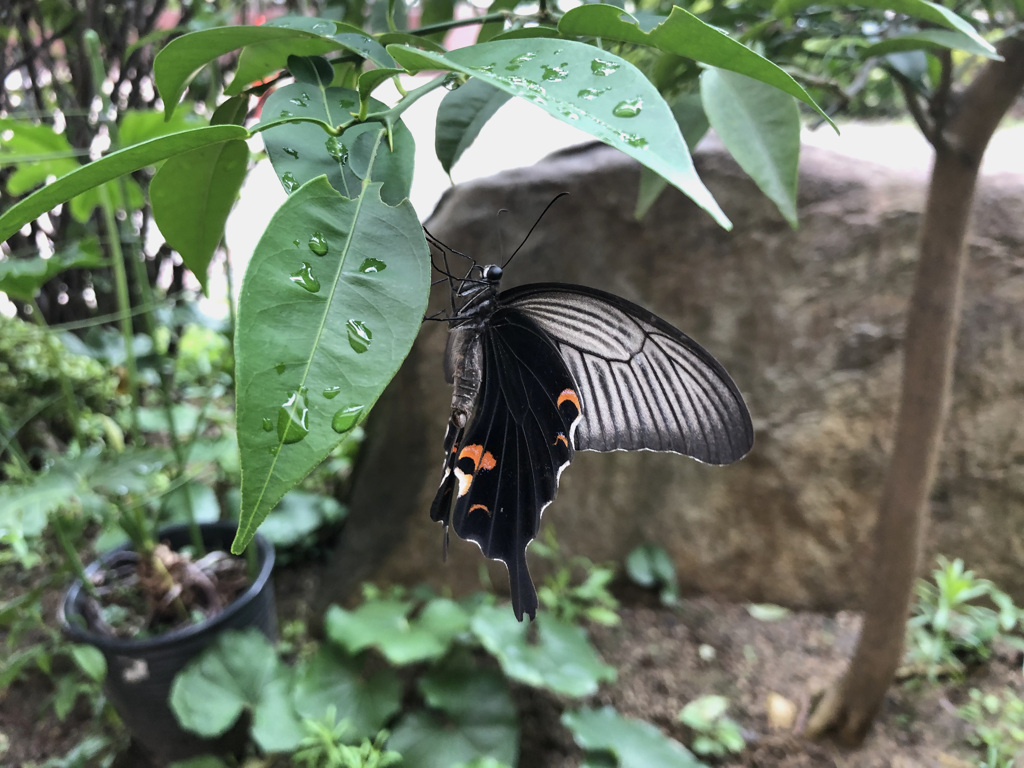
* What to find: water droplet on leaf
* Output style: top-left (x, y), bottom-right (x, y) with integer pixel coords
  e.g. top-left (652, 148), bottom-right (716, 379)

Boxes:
top-left (612, 98), bottom-right (643, 118)
top-left (359, 257), bottom-right (387, 273)
top-left (591, 59), bottom-right (620, 76)
top-left (325, 136), bottom-right (348, 163)
top-left (283, 147), bottom-right (299, 159)
top-left (282, 172), bottom-right (299, 193)
top-left (541, 63), bottom-right (569, 82)
top-left (308, 232), bottom-right (329, 257)
top-left (323, 386), bottom-right (342, 399)
top-left (346, 319), bottom-right (373, 353)
top-left (262, 418), bottom-right (273, 432)
top-left (275, 363), bottom-right (287, 375)
top-left (290, 262), bottom-right (321, 293)
top-left (621, 133), bottom-right (649, 149)
top-left (505, 52), bottom-right (536, 71)
top-left (331, 404), bottom-right (364, 433)
top-left (278, 388), bottom-right (310, 444)
top-left (443, 73), bottom-right (463, 91)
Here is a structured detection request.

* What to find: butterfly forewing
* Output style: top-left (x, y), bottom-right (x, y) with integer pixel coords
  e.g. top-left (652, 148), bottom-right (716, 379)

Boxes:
top-left (499, 283), bottom-right (753, 464)
top-left (434, 310), bottom-right (580, 621)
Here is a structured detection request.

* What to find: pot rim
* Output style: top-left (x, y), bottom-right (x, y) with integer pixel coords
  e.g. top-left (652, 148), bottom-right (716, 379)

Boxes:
top-left (59, 521), bottom-right (275, 652)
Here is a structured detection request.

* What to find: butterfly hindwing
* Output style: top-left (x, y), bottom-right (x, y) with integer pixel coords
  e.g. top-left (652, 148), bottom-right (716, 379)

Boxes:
top-left (436, 309), bottom-right (580, 620)
top-left (499, 283), bottom-right (753, 464)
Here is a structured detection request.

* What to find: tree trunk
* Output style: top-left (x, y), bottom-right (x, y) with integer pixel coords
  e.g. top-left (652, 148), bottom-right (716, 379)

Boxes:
top-left (805, 37), bottom-right (1024, 744)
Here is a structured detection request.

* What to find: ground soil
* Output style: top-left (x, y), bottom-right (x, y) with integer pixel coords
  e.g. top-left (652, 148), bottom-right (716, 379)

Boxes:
top-left (3, 561), bottom-right (1019, 767)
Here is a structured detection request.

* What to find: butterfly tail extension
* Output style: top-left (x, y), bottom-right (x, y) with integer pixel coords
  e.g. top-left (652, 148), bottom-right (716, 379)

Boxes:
top-left (508, 548), bottom-right (539, 621)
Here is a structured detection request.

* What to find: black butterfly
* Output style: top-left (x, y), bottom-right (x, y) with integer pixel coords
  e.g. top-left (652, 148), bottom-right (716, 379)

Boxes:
top-left (427, 223), bottom-right (753, 621)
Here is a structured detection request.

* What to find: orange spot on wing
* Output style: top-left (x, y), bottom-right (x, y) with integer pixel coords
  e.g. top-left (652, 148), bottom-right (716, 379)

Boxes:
top-left (557, 388), bottom-right (581, 412)
top-left (459, 444), bottom-right (496, 471)
top-left (554, 433), bottom-right (569, 448)
top-left (468, 503), bottom-right (492, 517)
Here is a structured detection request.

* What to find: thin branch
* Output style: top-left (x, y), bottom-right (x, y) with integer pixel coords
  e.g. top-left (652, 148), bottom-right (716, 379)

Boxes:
top-left (889, 67), bottom-right (940, 149)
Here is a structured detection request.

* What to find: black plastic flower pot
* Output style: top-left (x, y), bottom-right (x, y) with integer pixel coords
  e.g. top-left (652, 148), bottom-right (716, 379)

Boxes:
top-left (61, 521), bottom-right (277, 763)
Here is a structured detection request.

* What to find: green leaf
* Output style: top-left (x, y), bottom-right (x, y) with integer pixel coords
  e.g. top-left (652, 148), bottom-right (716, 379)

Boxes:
top-left (635, 93), bottom-right (708, 219)
top-left (259, 84), bottom-right (415, 205)
top-left (476, 0), bottom-right (520, 43)
top-left (288, 54), bottom-right (336, 85)
top-left (557, 5), bottom-right (834, 130)
top-left (292, 646), bottom-right (402, 739)
top-left (435, 79), bottom-right (513, 175)
top-left (0, 125), bottom-right (248, 244)
top-left (861, 28), bottom-right (1000, 59)
top-left (150, 138), bottom-right (249, 292)
top-left (251, 668), bottom-right (307, 753)
top-left (155, 19), bottom-right (341, 114)
top-left (169, 629), bottom-right (281, 738)
top-left (69, 644), bottom-right (107, 683)
top-left (470, 605), bottom-right (616, 697)
top-left (388, 39), bottom-right (730, 229)
top-left (563, 707), bottom-right (705, 768)
top-left (231, 177), bottom-right (428, 554)
top-left (324, 597), bottom-right (469, 664)
top-left (701, 67), bottom-right (800, 227)
top-left (773, 0), bottom-right (998, 59)
top-left (624, 544), bottom-right (679, 604)
top-left (0, 238), bottom-right (103, 301)
top-left (257, 490), bottom-right (347, 550)
top-left (388, 656), bottom-right (519, 768)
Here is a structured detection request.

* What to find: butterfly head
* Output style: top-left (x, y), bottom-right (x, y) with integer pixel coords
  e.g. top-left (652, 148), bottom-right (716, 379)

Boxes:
top-left (483, 265), bottom-right (503, 284)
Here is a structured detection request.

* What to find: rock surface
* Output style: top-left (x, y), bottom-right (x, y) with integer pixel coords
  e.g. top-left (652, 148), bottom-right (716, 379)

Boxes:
top-left (317, 139), bottom-right (1024, 612)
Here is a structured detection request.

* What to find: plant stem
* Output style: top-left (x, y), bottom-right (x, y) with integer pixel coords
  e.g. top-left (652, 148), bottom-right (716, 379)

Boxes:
top-left (53, 514), bottom-right (98, 599)
top-left (27, 298), bottom-right (85, 445)
top-left (408, 11), bottom-right (510, 37)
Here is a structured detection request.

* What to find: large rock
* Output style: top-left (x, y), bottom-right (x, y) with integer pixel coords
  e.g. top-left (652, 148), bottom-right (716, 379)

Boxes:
top-left (317, 139), bottom-right (1024, 612)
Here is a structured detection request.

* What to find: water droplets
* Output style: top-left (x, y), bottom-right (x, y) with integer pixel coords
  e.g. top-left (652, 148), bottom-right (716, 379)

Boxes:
top-left (278, 388), bottom-right (310, 444)
top-left (359, 257), bottom-right (387, 273)
top-left (282, 147), bottom-right (300, 159)
top-left (325, 136), bottom-right (348, 163)
top-left (541, 62), bottom-right (569, 82)
top-left (262, 418), bottom-right (274, 432)
top-left (346, 319), bottom-right (373, 353)
top-left (323, 386), bottom-right (342, 399)
top-left (282, 172), bottom-right (299, 193)
top-left (505, 52), bottom-right (536, 71)
top-left (308, 232), bottom-right (329, 257)
top-left (331, 404), bottom-right (364, 433)
top-left (290, 262), bottom-right (321, 293)
top-left (612, 98), bottom-right (643, 118)
top-left (278, 109), bottom-right (293, 118)
top-left (311, 21), bottom-right (335, 35)
top-left (443, 73), bottom-right (463, 91)
top-left (591, 59), bottom-right (620, 77)
top-left (577, 87), bottom-right (608, 101)
top-left (289, 92), bottom-right (310, 108)
top-left (620, 133), bottom-right (649, 149)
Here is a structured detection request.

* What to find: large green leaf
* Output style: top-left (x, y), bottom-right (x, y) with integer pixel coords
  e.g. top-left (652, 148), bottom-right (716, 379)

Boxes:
top-left (435, 79), bottom-right (513, 175)
top-left (562, 707), bottom-right (705, 768)
top-left (324, 597), bottom-right (470, 664)
top-left (558, 5), bottom-right (834, 130)
top-left (388, 39), bottom-right (730, 229)
top-left (861, 28), bottom-right (997, 59)
top-left (470, 605), bottom-right (616, 697)
top-left (259, 83), bottom-right (414, 205)
top-left (150, 139), bottom-right (249, 292)
top-left (232, 176), bottom-right (428, 553)
top-left (773, 0), bottom-right (998, 59)
top-left (155, 20), bottom-right (342, 117)
top-left (169, 630), bottom-right (285, 739)
top-left (701, 68), bottom-right (800, 227)
top-left (388, 656), bottom-right (519, 768)
top-left (291, 647), bottom-right (402, 739)
top-left (0, 125), bottom-right (248, 244)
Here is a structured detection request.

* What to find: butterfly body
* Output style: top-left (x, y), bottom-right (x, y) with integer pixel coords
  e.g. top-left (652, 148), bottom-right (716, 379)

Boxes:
top-left (431, 261), bottom-right (753, 621)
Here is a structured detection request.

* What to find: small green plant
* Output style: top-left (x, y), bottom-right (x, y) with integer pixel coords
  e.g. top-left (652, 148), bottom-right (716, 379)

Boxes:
top-left (678, 695), bottom-right (746, 758)
top-left (293, 709), bottom-right (400, 768)
top-left (625, 544), bottom-right (680, 605)
top-left (905, 556), bottom-right (1024, 679)
top-left (532, 528), bottom-right (620, 626)
top-left (958, 688), bottom-right (1024, 768)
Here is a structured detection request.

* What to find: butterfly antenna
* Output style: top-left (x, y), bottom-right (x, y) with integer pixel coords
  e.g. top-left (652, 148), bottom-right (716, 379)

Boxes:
top-left (501, 192), bottom-right (569, 269)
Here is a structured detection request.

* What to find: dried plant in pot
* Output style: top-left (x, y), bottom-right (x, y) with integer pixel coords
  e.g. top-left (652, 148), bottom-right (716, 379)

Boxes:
top-left (61, 520), bottom-right (277, 763)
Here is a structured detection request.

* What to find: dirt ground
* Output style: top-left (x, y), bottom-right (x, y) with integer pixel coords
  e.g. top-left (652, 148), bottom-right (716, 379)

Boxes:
top-left (3, 565), bottom-right (1019, 767)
